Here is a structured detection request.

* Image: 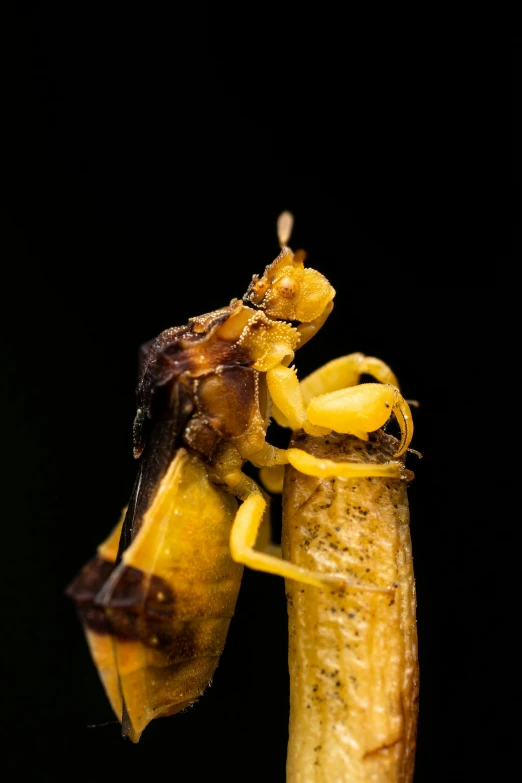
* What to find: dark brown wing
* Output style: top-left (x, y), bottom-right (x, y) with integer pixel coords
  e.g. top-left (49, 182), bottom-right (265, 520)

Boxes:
top-left (117, 379), bottom-right (194, 559)
top-left (132, 325), bottom-right (192, 459)
top-left (131, 306), bottom-right (236, 459)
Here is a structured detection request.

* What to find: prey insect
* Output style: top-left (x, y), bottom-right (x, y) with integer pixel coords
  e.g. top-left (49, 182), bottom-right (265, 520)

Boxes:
top-left (67, 213), bottom-right (414, 742)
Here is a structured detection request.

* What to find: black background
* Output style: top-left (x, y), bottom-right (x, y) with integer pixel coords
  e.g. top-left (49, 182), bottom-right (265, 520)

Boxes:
top-left (3, 6), bottom-right (514, 782)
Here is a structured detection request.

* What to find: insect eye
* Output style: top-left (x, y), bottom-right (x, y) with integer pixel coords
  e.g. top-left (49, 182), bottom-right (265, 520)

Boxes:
top-left (277, 275), bottom-right (298, 299)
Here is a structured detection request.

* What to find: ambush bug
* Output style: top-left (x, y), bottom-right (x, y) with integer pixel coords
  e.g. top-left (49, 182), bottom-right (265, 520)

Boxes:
top-left (67, 213), bottom-right (414, 742)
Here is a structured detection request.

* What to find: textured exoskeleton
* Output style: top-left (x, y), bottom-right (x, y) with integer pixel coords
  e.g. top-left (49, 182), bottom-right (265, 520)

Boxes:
top-left (67, 214), bottom-right (415, 741)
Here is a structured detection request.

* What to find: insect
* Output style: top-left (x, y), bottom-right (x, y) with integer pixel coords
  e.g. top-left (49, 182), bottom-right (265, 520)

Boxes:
top-left (67, 213), bottom-right (414, 742)
top-left (282, 429), bottom-right (419, 783)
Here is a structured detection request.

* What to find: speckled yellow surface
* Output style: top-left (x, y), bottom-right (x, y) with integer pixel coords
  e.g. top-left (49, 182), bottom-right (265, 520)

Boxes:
top-left (283, 430), bottom-right (418, 783)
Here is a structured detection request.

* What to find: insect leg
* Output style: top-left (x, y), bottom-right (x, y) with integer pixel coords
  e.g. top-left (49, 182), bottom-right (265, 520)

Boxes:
top-left (230, 491), bottom-right (335, 587)
top-left (270, 353), bottom-right (399, 428)
top-left (215, 453), bottom-right (393, 593)
top-left (212, 444), bottom-right (401, 590)
top-left (257, 440), bottom-right (405, 487)
top-left (286, 448), bottom-right (407, 479)
top-left (229, 490), bottom-right (394, 592)
top-left (267, 364), bottom-right (329, 436)
top-left (244, 440), bottom-right (288, 467)
top-left (259, 464), bottom-right (285, 494)
top-left (255, 486), bottom-right (282, 557)
top-left (306, 383), bottom-right (413, 457)
top-left (300, 352), bottom-right (400, 403)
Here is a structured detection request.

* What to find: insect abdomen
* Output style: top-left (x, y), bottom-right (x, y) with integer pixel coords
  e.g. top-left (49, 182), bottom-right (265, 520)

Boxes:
top-left (69, 449), bottom-right (242, 742)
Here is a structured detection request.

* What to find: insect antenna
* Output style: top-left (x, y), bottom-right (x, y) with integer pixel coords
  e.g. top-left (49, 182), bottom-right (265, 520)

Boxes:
top-left (277, 210), bottom-right (294, 247)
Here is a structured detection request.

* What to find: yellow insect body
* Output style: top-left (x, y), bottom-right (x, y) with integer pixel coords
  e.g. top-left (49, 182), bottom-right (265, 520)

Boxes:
top-left (71, 450), bottom-right (240, 742)
top-left (68, 212), bottom-right (417, 745)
